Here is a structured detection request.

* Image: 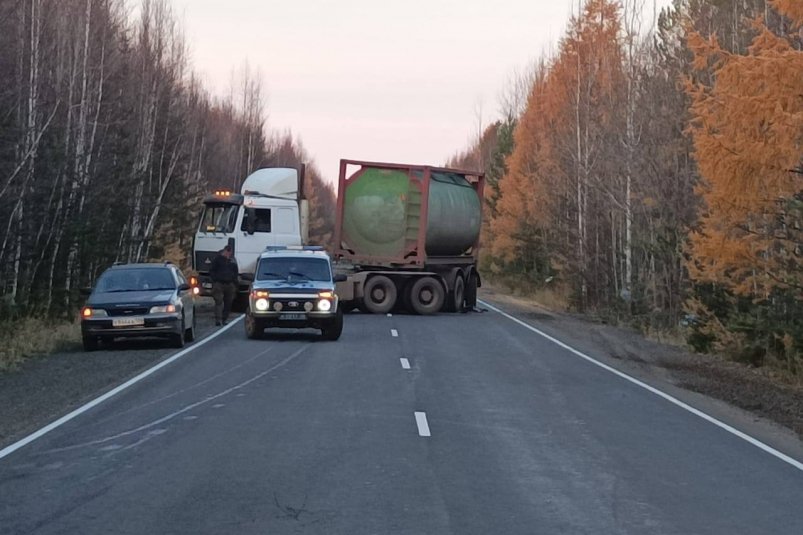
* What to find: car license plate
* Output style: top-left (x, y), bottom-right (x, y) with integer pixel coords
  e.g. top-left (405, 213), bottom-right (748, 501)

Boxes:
top-left (112, 317), bottom-right (144, 328)
top-left (279, 313), bottom-right (305, 321)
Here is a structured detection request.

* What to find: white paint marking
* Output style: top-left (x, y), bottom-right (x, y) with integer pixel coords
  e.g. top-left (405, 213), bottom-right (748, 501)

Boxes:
top-left (414, 412), bottom-right (431, 437)
top-left (0, 317), bottom-right (244, 461)
top-left (400, 358), bottom-right (411, 370)
top-left (479, 299), bottom-right (803, 472)
top-left (41, 345), bottom-right (310, 455)
top-left (183, 415), bottom-right (198, 421)
top-left (391, 329), bottom-right (398, 337)
top-left (387, 313), bottom-right (393, 317)
top-left (212, 403), bottom-right (225, 409)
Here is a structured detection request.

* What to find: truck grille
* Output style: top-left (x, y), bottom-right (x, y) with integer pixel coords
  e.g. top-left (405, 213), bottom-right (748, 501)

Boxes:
top-left (194, 251), bottom-right (217, 273)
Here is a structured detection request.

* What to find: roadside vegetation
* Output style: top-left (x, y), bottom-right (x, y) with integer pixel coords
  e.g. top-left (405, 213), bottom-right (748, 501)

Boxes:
top-left (0, 0), bottom-right (335, 337)
top-left (0, 318), bottom-right (80, 371)
top-left (451, 0), bottom-right (802, 378)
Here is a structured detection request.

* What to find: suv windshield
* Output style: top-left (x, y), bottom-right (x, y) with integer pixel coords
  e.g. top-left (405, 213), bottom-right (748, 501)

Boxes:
top-left (96, 268), bottom-right (176, 292)
top-left (256, 257), bottom-right (331, 282)
top-left (199, 203), bottom-right (239, 233)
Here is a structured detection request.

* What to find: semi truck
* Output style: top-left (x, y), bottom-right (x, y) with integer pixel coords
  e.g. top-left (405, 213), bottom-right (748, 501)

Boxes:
top-left (192, 167), bottom-right (309, 305)
top-left (333, 159), bottom-right (484, 315)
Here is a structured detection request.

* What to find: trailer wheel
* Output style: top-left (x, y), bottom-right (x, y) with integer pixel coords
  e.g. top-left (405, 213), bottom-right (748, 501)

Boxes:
top-left (465, 271), bottom-right (478, 308)
top-left (363, 275), bottom-right (397, 314)
top-left (409, 276), bottom-right (445, 315)
top-left (447, 274), bottom-right (466, 313)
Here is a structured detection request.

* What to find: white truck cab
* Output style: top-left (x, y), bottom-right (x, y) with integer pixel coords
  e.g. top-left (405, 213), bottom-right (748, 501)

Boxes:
top-left (193, 168), bottom-right (309, 298)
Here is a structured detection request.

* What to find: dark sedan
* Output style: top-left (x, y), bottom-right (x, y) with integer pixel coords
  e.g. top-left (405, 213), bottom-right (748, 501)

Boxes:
top-left (81, 263), bottom-right (196, 351)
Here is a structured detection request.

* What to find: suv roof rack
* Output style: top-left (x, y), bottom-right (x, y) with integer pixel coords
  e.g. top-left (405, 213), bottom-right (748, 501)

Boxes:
top-left (264, 245), bottom-right (325, 252)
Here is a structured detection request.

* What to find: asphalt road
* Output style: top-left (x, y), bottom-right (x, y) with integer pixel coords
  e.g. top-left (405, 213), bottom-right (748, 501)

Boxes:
top-left (1, 304), bottom-right (802, 534)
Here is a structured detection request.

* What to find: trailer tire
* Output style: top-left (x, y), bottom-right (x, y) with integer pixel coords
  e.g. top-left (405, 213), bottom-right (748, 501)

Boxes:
top-left (362, 275), bottom-right (397, 314)
top-left (409, 276), bottom-right (445, 315)
top-left (447, 274), bottom-right (466, 313)
top-left (465, 271), bottom-right (478, 309)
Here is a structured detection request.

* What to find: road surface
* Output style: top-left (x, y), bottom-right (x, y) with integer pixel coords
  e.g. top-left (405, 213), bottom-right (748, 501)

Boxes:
top-left (1, 303), bottom-right (802, 534)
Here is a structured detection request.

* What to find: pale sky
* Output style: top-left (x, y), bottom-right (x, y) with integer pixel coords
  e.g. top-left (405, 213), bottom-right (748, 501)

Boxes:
top-left (171, 0), bottom-right (671, 183)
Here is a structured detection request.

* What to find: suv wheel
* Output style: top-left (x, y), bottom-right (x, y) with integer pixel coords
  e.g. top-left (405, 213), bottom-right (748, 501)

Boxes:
top-left (321, 307), bottom-right (344, 341)
top-left (245, 312), bottom-right (265, 339)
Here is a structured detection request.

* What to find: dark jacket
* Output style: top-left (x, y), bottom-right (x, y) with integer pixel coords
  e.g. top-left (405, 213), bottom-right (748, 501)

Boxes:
top-left (209, 254), bottom-right (238, 283)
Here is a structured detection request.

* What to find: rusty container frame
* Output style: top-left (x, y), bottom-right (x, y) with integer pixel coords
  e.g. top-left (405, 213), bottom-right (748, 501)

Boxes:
top-left (333, 159), bottom-right (485, 268)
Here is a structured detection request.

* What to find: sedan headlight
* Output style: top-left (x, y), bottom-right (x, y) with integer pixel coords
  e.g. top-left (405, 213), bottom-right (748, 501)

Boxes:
top-left (150, 304), bottom-right (177, 314)
top-left (82, 307), bottom-right (108, 318)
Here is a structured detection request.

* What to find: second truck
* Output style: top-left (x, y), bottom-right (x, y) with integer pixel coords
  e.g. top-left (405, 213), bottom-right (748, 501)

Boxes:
top-left (333, 159), bottom-right (484, 315)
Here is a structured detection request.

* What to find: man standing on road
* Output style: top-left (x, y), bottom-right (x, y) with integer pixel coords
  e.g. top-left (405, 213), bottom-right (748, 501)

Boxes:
top-left (209, 245), bottom-right (238, 326)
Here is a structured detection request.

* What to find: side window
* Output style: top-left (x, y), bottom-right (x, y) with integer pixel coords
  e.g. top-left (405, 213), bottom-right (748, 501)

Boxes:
top-left (174, 269), bottom-right (188, 287)
top-left (241, 208), bottom-right (272, 233)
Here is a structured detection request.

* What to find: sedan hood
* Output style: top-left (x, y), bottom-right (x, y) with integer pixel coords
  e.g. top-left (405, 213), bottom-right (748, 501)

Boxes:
top-left (89, 290), bottom-right (175, 307)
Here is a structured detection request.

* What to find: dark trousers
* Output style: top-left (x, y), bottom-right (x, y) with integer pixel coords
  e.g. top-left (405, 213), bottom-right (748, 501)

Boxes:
top-left (212, 282), bottom-right (236, 322)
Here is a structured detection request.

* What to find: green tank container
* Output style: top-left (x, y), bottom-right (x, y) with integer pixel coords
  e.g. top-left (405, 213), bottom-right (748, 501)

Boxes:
top-left (340, 167), bottom-right (482, 261)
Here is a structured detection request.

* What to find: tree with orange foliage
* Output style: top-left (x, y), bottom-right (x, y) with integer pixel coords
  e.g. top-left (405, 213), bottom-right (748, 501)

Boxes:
top-left (686, 0), bottom-right (803, 364)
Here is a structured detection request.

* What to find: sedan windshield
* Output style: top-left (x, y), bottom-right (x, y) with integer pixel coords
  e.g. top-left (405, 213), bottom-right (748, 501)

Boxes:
top-left (95, 268), bottom-right (176, 292)
top-left (256, 257), bottom-right (331, 282)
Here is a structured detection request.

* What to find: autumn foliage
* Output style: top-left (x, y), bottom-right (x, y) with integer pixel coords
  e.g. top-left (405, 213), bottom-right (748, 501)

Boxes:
top-left (450, 0), bottom-right (803, 370)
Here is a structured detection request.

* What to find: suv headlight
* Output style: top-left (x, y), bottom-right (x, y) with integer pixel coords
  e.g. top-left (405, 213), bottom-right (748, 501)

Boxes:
top-left (317, 298), bottom-right (332, 312)
top-left (150, 304), bottom-right (177, 314)
top-left (254, 298), bottom-right (269, 311)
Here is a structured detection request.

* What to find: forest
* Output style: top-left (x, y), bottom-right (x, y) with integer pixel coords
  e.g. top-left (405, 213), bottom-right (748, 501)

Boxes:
top-left (449, 0), bottom-right (802, 372)
top-left (0, 0), bottom-right (335, 321)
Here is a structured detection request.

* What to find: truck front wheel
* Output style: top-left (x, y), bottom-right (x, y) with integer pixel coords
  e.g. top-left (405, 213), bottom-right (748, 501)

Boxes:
top-left (409, 276), bottom-right (445, 315)
top-left (362, 275), bottom-right (397, 314)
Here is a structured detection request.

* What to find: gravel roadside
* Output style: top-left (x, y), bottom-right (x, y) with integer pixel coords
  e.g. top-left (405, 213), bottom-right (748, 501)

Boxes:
top-left (0, 298), bottom-right (225, 449)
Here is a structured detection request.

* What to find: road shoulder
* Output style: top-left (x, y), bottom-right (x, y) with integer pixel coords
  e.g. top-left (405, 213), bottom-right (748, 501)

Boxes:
top-left (478, 288), bottom-right (803, 463)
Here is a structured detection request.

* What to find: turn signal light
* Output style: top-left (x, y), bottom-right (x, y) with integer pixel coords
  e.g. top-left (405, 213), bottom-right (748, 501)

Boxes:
top-left (318, 291), bottom-right (334, 298)
top-left (189, 276), bottom-right (198, 286)
top-left (214, 190), bottom-right (232, 196)
top-left (251, 290), bottom-right (270, 298)
top-left (81, 307), bottom-right (92, 318)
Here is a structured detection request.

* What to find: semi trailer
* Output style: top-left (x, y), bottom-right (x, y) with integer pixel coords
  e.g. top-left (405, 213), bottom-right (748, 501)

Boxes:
top-left (333, 159), bottom-right (484, 315)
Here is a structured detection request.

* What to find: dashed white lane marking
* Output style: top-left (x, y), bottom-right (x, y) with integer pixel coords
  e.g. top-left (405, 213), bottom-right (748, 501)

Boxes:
top-left (479, 299), bottom-right (803, 473)
top-left (391, 329), bottom-right (399, 337)
top-left (387, 313), bottom-right (393, 317)
top-left (400, 358), bottom-right (411, 370)
top-left (414, 412), bottom-right (431, 437)
top-left (212, 404), bottom-right (225, 409)
top-left (0, 317), bottom-right (244, 461)
top-left (183, 416), bottom-right (198, 421)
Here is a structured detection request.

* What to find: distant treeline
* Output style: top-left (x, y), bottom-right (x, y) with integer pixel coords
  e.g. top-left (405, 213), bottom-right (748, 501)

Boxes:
top-left (450, 0), bottom-right (802, 371)
top-left (0, 0), bottom-right (335, 319)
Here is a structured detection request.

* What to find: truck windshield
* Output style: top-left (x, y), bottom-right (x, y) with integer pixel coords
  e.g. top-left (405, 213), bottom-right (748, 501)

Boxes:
top-left (199, 203), bottom-right (239, 233)
top-left (256, 257), bottom-right (331, 282)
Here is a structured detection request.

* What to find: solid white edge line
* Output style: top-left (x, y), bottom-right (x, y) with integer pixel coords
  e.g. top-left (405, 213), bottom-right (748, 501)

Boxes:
top-left (479, 299), bottom-right (803, 473)
top-left (400, 358), bottom-right (411, 370)
top-left (0, 316), bottom-right (244, 461)
top-left (414, 411), bottom-right (431, 437)
top-left (391, 329), bottom-right (398, 337)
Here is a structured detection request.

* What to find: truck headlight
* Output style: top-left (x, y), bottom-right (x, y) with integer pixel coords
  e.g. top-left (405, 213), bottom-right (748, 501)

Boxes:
top-left (317, 299), bottom-right (332, 312)
top-left (150, 304), bottom-right (177, 314)
top-left (255, 298), bottom-right (269, 311)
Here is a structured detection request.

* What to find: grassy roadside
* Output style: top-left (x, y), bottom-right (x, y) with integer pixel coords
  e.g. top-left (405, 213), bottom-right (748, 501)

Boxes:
top-left (0, 318), bottom-right (81, 372)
